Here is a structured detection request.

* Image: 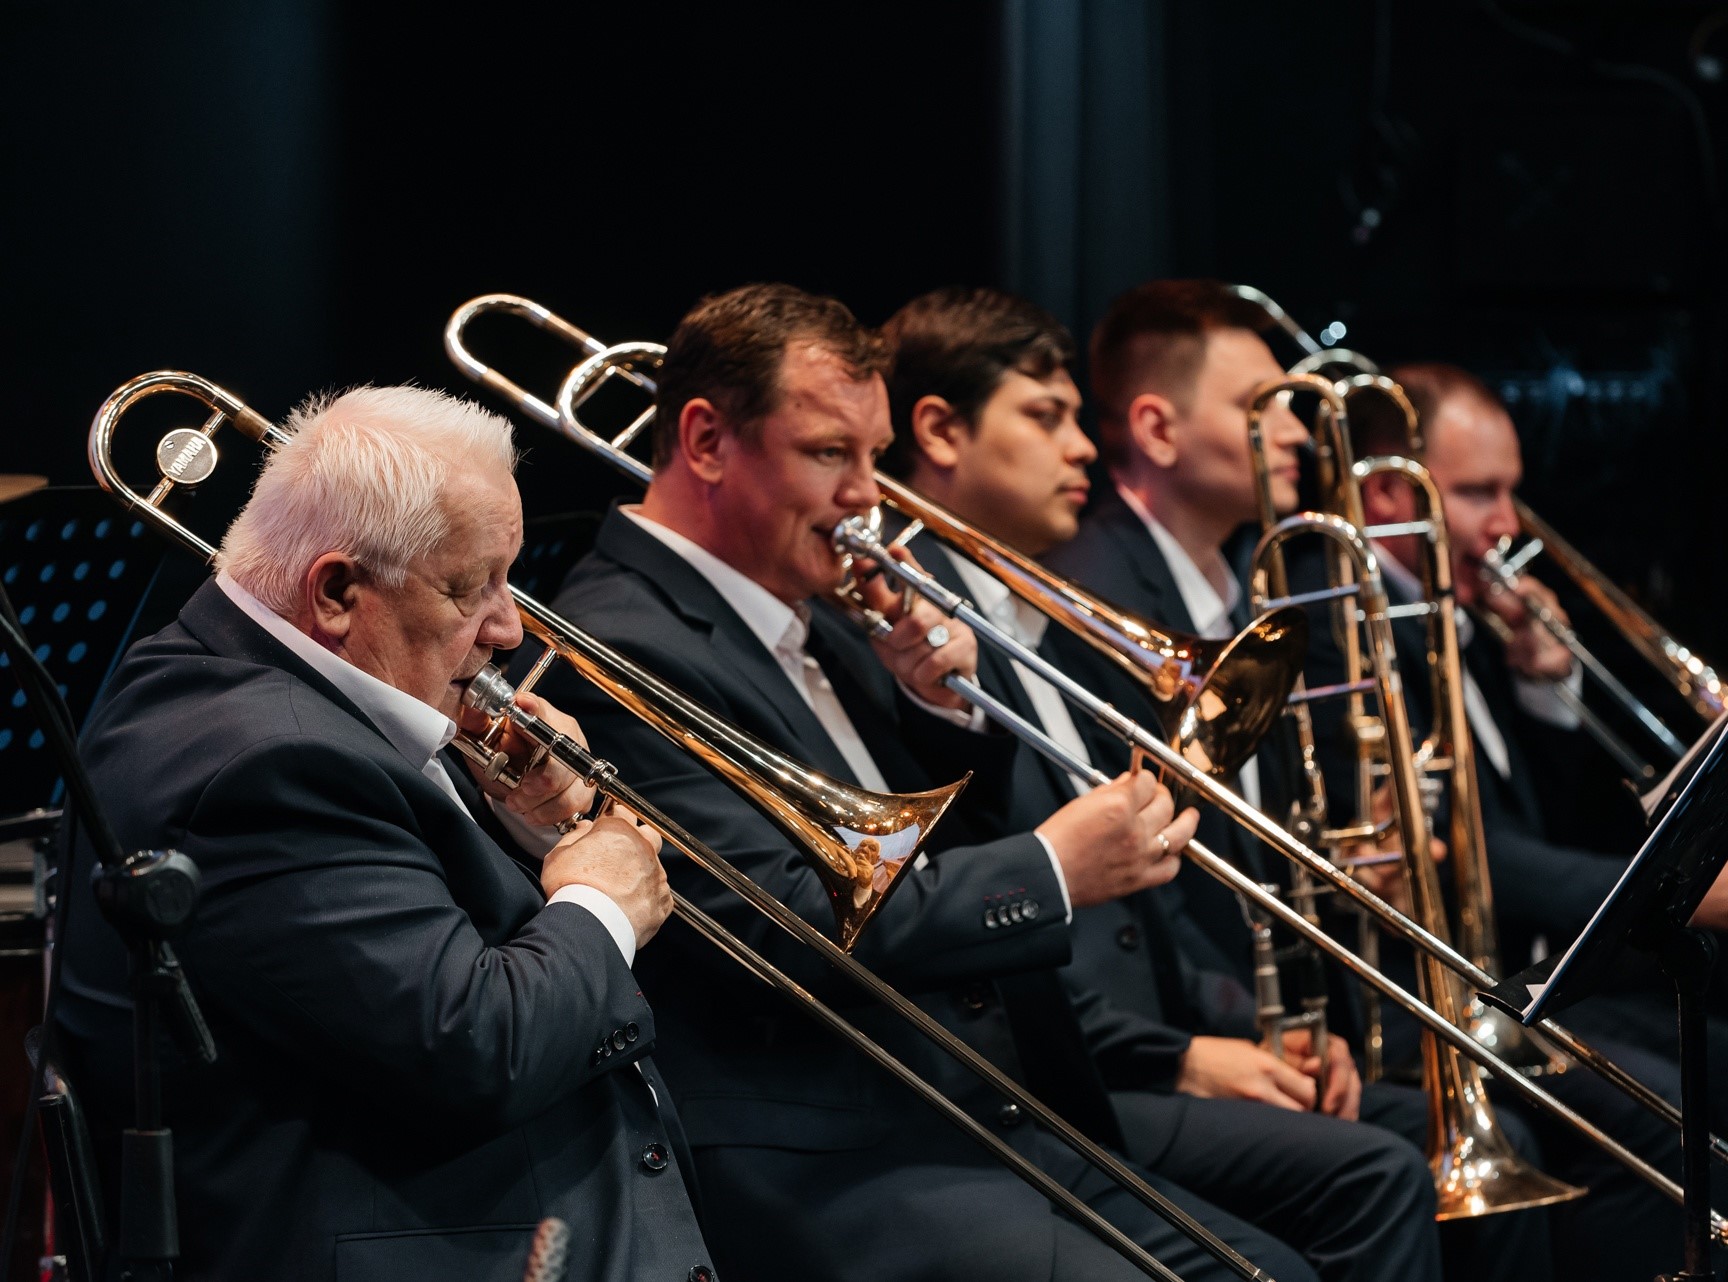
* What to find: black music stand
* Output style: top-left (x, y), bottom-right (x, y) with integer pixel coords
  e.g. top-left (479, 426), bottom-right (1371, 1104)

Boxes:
top-left (1485, 717), bottom-right (1728, 1282)
top-left (0, 487), bottom-right (168, 819)
top-left (0, 484), bottom-right (212, 1282)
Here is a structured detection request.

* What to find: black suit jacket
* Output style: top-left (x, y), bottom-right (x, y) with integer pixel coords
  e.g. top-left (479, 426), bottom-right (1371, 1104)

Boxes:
top-left (1045, 491), bottom-right (1296, 1035)
top-left (905, 529), bottom-right (1227, 1091)
top-left (535, 507), bottom-right (1097, 1161)
top-left (56, 580), bottom-right (711, 1282)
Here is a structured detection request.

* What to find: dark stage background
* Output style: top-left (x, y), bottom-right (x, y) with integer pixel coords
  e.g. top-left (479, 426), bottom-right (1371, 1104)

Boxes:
top-left (4, 0), bottom-right (1727, 818)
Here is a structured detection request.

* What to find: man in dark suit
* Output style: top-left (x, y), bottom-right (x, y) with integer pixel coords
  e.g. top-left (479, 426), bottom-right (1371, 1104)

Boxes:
top-left (1269, 351), bottom-right (1710, 1276)
top-left (536, 282), bottom-right (1353, 1282)
top-left (57, 386), bottom-right (714, 1282)
top-left (1344, 364), bottom-right (1728, 1173)
top-left (879, 284), bottom-right (1450, 1282)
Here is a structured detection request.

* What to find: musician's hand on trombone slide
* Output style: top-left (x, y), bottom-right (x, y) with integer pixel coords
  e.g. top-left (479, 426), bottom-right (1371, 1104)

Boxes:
top-left (542, 805), bottom-right (672, 949)
top-left (459, 688), bottom-right (599, 824)
top-left (1482, 570), bottom-right (1576, 681)
top-left (1035, 772), bottom-right (1199, 907)
top-left (854, 544), bottom-right (979, 711)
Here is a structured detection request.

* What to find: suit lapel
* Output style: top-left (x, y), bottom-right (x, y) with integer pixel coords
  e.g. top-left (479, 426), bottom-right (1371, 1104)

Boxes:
top-left (591, 507), bottom-right (862, 783)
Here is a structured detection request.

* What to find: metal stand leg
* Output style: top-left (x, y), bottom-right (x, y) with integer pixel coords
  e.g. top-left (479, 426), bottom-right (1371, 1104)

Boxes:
top-left (1656, 925), bottom-right (1718, 1282)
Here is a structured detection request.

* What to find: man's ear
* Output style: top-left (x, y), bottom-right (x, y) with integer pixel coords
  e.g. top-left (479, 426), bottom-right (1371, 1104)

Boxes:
top-left (680, 398), bottom-right (730, 485)
top-left (1357, 471), bottom-right (1408, 524)
top-left (304, 553), bottom-right (363, 644)
top-left (1126, 392), bottom-right (1180, 469)
top-left (909, 394), bottom-right (966, 472)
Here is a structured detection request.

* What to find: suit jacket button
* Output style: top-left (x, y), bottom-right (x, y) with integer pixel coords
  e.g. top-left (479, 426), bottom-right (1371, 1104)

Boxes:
top-left (1007, 903), bottom-right (1024, 923)
top-left (1023, 900), bottom-right (1040, 920)
top-left (624, 1021), bottom-right (641, 1042)
top-left (611, 1029), bottom-right (629, 1051)
top-left (1116, 925), bottom-right (1140, 950)
top-left (688, 1267), bottom-right (715, 1282)
top-left (959, 983), bottom-right (989, 1013)
top-left (983, 907), bottom-right (999, 929)
top-left (640, 1142), bottom-right (669, 1173)
top-left (997, 1103), bottom-right (1024, 1127)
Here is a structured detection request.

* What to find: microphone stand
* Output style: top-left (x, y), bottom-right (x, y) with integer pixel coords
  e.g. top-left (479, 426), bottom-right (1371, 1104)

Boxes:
top-left (0, 582), bottom-right (213, 1282)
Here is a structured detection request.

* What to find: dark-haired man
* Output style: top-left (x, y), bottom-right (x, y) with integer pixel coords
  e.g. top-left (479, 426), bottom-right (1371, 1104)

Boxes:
top-left (1343, 365), bottom-right (1728, 1186)
top-left (881, 284), bottom-right (1445, 1282)
top-left (1076, 288), bottom-right (1692, 1281)
top-left (536, 282), bottom-right (1331, 1282)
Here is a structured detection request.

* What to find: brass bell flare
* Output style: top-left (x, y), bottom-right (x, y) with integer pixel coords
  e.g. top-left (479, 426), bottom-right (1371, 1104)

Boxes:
top-left (518, 603), bottom-right (968, 952)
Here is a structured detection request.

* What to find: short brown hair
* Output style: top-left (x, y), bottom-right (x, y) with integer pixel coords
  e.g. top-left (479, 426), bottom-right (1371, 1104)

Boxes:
top-left (878, 286), bottom-right (1075, 477)
top-left (1347, 362), bottom-right (1505, 461)
top-left (651, 283), bottom-right (887, 468)
top-left (1089, 280), bottom-right (1268, 468)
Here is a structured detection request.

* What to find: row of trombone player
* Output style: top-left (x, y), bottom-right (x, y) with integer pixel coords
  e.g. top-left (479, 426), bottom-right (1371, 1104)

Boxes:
top-left (45, 277), bottom-right (1725, 1282)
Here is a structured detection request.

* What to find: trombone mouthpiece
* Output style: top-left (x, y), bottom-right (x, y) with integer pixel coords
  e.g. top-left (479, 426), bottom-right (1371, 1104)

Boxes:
top-left (463, 664), bottom-right (516, 717)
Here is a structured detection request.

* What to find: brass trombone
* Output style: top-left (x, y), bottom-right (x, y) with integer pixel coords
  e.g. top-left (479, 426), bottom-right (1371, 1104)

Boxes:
top-left (1321, 374), bottom-right (1567, 1079)
top-left (446, 294), bottom-right (1305, 787)
top-left (1226, 283), bottom-right (1721, 778)
top-left (1245, 376), bottom-right (1577, 1215)
top-left (88, 369), bottom-right (1279, 1282)
top-left (441, 300), bottom-right (1728, 1231)
top-left (1217, 308), bottom-right (1728, 1166)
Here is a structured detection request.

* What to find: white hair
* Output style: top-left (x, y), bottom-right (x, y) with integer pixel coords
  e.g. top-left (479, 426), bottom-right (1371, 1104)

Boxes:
top-left (217, 385), bottom-right (519, 615)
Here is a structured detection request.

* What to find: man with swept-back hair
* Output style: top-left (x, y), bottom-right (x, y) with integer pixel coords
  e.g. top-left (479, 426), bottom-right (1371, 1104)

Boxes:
top-left (880, 284), bottom-right (1446, 1282)
top-left (57, 386), bottom-right (715, 1282)
top-left (532, 282), bottom-right (1379, 1282)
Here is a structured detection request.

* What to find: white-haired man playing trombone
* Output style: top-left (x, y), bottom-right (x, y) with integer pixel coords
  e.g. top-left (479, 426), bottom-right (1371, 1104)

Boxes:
top-left (57, 385), bottom-right (714, 1282)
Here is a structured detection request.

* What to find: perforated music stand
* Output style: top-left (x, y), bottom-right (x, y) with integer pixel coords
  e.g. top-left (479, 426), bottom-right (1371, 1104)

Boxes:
top-left (0, 487), bottom-right (167, 820)
top-left (1485, 720), bottom-right (1728, 1282)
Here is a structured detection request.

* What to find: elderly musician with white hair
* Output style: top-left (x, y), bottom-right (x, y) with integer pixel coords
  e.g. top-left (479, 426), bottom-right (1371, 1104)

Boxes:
top-left (55, 386), bottom-right (717, 1282)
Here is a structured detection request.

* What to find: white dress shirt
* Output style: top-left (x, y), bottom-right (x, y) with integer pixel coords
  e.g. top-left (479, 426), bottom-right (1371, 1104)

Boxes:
top-left (621, 507), bottom-right (1072, 918)
top-left (950, 557), bottom-right (1097, 797)
top-left (214, 571), bottom-right (638, 966)
top-left (1372, 550), bottom-right (1581, 781)
top-left (1114, 484), bottom-right (1264, 808)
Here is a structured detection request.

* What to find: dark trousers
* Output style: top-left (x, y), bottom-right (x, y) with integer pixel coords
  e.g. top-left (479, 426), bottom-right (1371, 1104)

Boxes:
top-left (1111, 1087), bottom-right (1442, 1282)
top-left (687, 1114), bottom-right (1318, 1282)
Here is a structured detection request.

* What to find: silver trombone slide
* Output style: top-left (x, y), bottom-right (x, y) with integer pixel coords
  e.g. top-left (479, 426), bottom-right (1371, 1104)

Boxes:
top-left (833, 509), bottom-right (1728, 1243)
top-left (445, 297), bottom-right (1728, 1196)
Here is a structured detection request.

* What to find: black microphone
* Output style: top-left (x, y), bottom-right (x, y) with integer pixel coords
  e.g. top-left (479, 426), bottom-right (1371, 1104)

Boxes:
top-left (521, 1217), bottom-right (570, 1282)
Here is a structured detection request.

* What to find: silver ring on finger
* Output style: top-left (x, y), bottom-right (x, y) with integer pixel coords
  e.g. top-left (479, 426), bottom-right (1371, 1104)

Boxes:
top-left (926, 623), bottom-right (951, 649)
top-left (554, 814), bottom-right (583, 836)
top-left (1156, 831), bottom-right (1171, 857)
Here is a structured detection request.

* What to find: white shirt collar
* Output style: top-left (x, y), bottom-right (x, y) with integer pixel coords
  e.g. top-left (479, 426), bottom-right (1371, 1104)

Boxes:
top-left (950, 555), bottom-right (1049, 649)
top-left (215, 571), bottom-right (457, 771)
top-left (620, 506), bottom-right (807, 658)
top-left (1113, 481), bottom-right (1241, 640)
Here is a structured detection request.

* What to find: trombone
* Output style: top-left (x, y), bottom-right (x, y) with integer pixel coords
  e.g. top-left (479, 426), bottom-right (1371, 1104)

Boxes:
top-left (447, 294), bottom-right (1305, 787)
top-left (1319, 374), bottom-right (1567, 1079)
top-left (1226, 283), bottom-right (1721, 780)
top-left (87, 369), bottom-right (1278, 1282)
top-left (442, 298), bottom-right (1728, 1229)
top-left (1222, 331), bottom-right (1728, 1159)
top-left (1244, 375), bottom-right (1575, 1214)
top-left (445, 298), bottom-right (1728, 1223)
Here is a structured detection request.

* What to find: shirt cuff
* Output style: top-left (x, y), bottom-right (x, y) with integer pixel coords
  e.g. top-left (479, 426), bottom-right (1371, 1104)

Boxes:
top-left (550, 885), bottom-right (638, 968)
top-left (1513, 666), bottom-right (1583, 729)
top-left (898, 679), bottom-right (990, 731)
top-left (1034, 831), bottom-right (1074, 923)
